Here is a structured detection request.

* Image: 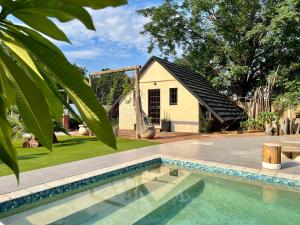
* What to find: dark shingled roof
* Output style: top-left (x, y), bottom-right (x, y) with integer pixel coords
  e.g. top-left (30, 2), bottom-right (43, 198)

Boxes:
top-left (141, 56), bottom-right (246, 123)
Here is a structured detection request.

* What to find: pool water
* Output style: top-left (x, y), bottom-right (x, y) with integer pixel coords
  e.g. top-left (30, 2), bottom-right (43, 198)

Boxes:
top-left (2, 165), bottom-right (300, 225)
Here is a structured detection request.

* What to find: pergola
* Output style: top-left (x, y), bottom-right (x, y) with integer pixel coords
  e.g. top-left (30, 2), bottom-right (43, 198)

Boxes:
top-left (89, 66), bottom-right (146, 139)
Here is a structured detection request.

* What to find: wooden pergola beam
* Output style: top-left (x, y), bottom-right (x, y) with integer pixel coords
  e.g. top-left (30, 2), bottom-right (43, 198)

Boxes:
top-left (88, 65), bottom-right (146, 139)
top-left (90, 66), bottom-right (141, 77)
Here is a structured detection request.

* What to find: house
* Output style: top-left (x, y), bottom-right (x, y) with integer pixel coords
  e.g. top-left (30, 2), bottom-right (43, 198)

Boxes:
top-left (119, 56), bottom-right (245, 132)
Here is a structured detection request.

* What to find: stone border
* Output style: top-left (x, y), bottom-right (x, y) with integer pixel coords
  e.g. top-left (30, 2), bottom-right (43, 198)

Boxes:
top-left (161, 156), bottom-right (300, 187)
top-left (1, 154), bottom-right (300, 216)
top-left (0, 154), bottom-right (163, 214)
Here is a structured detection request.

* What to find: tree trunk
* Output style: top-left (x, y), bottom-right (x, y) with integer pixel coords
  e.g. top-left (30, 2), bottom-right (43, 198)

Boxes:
top-left (236, 83), bottom-right (247, 101)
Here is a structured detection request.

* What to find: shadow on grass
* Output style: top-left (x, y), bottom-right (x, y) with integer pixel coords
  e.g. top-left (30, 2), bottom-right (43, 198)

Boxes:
top-left (53, 137), bottom-right (99, 148)
top-left (17, 153), bottom-right (49, 161)
top-left (0, 153), bottom-right (50, 165)
top-left (59, 137), bottom-right (98, 143)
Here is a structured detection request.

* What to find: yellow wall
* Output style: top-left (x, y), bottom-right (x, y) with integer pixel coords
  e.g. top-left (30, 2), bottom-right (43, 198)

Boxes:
top-left (119, 91), bottom-right (136, 130)
top-left (119, 61), bottom-right (200, 132)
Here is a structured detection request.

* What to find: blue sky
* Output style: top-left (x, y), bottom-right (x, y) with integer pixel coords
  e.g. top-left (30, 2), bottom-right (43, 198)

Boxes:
top-left (52, 0), bottom-right (163, 74)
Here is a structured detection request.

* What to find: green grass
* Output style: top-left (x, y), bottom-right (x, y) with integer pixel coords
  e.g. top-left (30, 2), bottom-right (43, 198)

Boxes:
top-left (0, 136), bottom-right (159, 176)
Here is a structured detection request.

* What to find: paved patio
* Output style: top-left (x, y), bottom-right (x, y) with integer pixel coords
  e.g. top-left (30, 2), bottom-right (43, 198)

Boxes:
top-left (118, 129), bottom-right (265, 143)
top-left (0, 135), bottom-right (299, 194)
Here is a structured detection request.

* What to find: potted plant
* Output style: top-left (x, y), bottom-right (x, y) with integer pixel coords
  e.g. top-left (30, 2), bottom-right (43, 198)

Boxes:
top-left (161, 118), bottom-right (171, 132)
top-left (240, 121), bottom-right (248, 131)
top-left (78, 124), bottom-right (89, 135)
top-left (258, 112), bottom-right (278, 135)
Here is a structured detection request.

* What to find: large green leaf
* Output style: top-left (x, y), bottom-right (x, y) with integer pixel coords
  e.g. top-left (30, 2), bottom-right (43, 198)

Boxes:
top-left (13, 0), bottom-right (95, 30)
top-left (0, 110), bottom-right (19, 180)
top-left (1, 24), bottom-right (82, 122)
top-left (4, 26), bottom-right (116, 148)
top-left (36, 63), bottom-right (83, 123)
top-left (13, 23), bottom-right (65, 56)
top-left (0, 64), bottom-right (15, 107)
top-left (0, 46), bottom-right (53, 150)
top-left (1, 33), bottom-right (63, 122)
top-left (0, 0), bottom-right (127, 177)
top-left (59, 0), bottom-right (127, 9)
top-left (12, 12), bottom-right (70, 42)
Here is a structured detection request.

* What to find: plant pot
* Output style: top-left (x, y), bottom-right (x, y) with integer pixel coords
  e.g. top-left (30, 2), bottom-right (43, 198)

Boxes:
top-left (161, 120), bottom-right (171, 132)
top-left (140, 126), bottom-right (156, 139)
top-left (78, 124), bottom-right (89, 135)
top-left (264, 123), bottom-right (272, 136)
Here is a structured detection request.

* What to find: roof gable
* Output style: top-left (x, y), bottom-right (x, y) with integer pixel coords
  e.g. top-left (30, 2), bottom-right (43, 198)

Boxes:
top-left (141, 56), bottom-right (246, 123)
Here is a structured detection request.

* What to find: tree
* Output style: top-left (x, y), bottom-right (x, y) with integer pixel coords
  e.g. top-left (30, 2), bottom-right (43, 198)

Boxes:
top-left (138, 0), bottom-right (300, 98)
top-left (273, 67), bottom-right (300, 111)
top-left (0, 0), bottom-right (127, 179)
top-left (73, 63), bottom-right (88, 77)
top-left (92, 72), bottom-right (133, 105)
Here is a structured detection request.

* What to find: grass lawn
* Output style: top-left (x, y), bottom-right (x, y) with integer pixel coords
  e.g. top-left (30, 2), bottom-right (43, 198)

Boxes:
top-left (0, 136), bottom-right (159, 176)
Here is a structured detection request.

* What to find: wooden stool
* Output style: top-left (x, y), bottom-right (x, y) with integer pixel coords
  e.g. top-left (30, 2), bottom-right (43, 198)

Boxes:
top-left (262, 143), bottom-right (281, 170)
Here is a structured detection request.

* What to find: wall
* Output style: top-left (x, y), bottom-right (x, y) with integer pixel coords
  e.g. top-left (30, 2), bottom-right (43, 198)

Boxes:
top-left (119, 61), bottom-right (200, 132)
top-left (139, 61), bottom-right (200, 132)
top-left (119, 91), bottom-right (136, 130)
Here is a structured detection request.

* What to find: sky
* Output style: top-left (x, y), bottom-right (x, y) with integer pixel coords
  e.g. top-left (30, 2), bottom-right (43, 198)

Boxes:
top-left (52, 0), bottom-right (163, 74)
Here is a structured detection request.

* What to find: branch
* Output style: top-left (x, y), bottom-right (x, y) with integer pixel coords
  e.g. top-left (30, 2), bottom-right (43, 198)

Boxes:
top-left (207, 63), bottom-right (220, 77)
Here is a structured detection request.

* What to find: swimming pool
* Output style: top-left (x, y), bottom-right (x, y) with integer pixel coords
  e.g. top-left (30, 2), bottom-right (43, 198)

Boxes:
top-left (2, 163), bottom-right (300, 225)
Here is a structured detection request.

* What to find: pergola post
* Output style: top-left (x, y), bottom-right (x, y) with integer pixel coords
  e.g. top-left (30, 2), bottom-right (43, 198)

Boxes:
top-left (135, 67), bottom-right (142, 139)
top-left (88, 75), bottom-right (94, 136)
top-left (90, 66), bottom-right (144, 139)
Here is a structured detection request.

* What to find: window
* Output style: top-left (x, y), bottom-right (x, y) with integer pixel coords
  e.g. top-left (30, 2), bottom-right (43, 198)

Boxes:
top-left (169, 88), bottom-right (178, 105)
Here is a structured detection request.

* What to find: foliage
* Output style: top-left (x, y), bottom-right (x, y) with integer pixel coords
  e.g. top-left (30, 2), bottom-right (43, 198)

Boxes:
top-left (53, 120), bottom-right (68, 135)
top-left (239, 121), bottom-right (248, 131)
top-left (8, 106), bottom-right (68, 141)
top-left (240, 111), bottom-right (278, 130)
top-left (6, 108), bottom-right (27, 141)
top-left (93, 72), bottom-right (134, 105)
top-left (199, 113), bottom-right (211, 133)
top-left (0, 0), bottom-right (127, 178)
top-left (138, 0), bottom-right (300, 98)
top-left (240, 118), bottom-right (262, 131)
top-left (0, 136), bottom-right (159, 176)
top-left (273, 66), bottom-right (300, 110)
top-left (73, 63), bottom-right (88, 77)
top-left (258, 111), bottom-right (278, 125)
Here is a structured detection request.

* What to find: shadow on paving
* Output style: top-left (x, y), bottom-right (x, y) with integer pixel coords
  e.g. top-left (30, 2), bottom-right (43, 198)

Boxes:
top-left (281, 161), bottom-right (300, 169)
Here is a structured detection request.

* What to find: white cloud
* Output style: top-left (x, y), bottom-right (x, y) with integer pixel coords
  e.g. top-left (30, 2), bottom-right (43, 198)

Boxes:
top-left (54, 3), bottom-right (155, 54)
top-left (8, 0), bottom-right (162, 67)
top-left (64, 48), bottom-right (103, 60)
top-left (64, 43), bottom-right (133, 61)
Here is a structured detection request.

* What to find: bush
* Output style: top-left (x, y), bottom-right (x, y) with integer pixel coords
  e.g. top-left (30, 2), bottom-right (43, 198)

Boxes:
top-left (258, 112), bottom-right (278, 125)
top-left (240, 111), bottom-right (278, 131)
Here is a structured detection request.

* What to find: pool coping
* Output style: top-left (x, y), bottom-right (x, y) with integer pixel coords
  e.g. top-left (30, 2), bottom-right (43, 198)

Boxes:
top-left (161, 156), bottom-right (300, 187)
top-left (1, 154), bottom-right (300, 215)
top-left (0, 154), bottom-right (163, 215)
